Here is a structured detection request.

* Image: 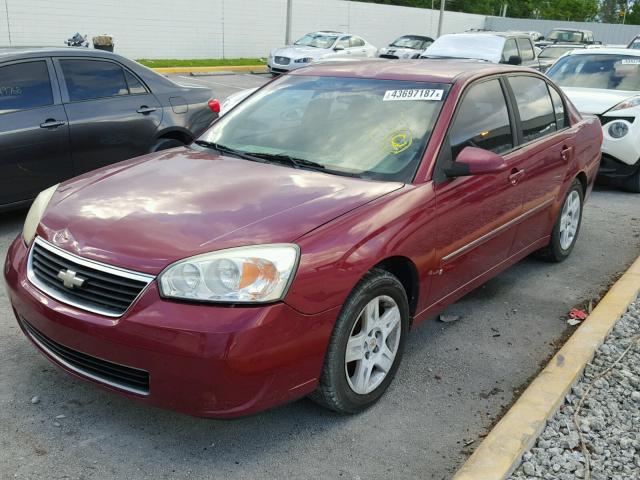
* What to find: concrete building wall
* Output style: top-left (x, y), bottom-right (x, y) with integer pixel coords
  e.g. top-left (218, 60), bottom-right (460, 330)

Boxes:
top-left (0, 0), bottom-right (485, 59)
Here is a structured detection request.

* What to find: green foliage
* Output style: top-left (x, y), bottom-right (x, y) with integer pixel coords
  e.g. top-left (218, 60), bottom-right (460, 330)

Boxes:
top-left (136, 58), bottom-right (266, 68)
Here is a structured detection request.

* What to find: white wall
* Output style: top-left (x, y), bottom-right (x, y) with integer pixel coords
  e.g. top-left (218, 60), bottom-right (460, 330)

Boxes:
top-left (0, 0), bottom-right (486, 59)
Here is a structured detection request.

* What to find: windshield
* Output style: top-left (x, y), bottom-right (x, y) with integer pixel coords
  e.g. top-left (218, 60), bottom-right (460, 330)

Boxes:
top-left (547, 54), bottom-right (640, 91)
top-left (294, 33), bottom-right (338, 49)
top-left (424, 35), bottom-right (505, 62)
top-left (198, 75), bottom-right (449, 182)
top-left (629, 39), bottom-right (640, 50)
top-left (548, 30), bottom-right (584, 43)
top-left (390, 36), bottom-right (430, 49)
top-left (539, 46), bottom-right (577, 59)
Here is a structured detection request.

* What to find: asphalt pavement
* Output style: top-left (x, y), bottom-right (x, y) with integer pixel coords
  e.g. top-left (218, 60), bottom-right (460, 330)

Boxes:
top-left (1, 74), bottom-right (640, 480)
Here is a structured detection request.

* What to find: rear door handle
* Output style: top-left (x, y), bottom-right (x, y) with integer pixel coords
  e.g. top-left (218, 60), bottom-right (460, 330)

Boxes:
top-left (39, 119), bottom-right (66, 129)
top-left (136, 106), bottom-right (157, 114)
top-left (508, 168), bottom-right (525, 185)
top-left (561, 146), bottom-right (573, 162)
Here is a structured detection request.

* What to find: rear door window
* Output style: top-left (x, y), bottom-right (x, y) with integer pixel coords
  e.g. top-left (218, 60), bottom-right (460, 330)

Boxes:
top-left (350, 37), bottom-right (365, 48)
top-left (516, 38), bottom-right (535, 61)
top-left (60, 59), bottom-right (129, 101)
top-left (125, 70), bottom-right (147, 95)
top-left (508, 76), bottom-right (557, 142)
top-left (335, 36), bottom-right (351, 49)
top-left (502, 39), bottom-right (519, 63)
top-left (449, 79), bottom-right (513, 158)
top-left (0, 61), bottom-right (53, 113)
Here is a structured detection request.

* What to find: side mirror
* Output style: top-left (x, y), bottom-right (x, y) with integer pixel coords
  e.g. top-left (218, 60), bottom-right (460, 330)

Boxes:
top-left (444, 147), bottom-right (508, 178)
top-left (333, 46), bottom-right (345, 51)
top-left (539, 36), bottom-right (545, 40)
top-left (507, 55), bottom-right (522, 65)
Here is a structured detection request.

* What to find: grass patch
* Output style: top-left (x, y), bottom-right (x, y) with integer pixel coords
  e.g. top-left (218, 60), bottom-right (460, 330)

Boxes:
top-left (137, 58), bottom-right (266, 68)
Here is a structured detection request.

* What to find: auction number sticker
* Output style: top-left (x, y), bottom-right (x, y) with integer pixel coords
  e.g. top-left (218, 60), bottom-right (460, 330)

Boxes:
top-left (620, 58), bottom-right (640, 65)
top-left (383, 89), bottom-right (444, 101)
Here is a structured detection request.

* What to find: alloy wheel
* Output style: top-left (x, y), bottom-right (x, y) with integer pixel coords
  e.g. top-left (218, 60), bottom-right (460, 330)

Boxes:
top-left (345, 295), bottom-right (402, 395)
top-left (559, 190), bottom-right (581, 250)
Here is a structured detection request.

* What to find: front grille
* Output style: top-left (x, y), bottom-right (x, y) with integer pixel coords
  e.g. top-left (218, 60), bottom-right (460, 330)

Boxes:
top-left (21, 318), bottom-right (149, 395)
top-left (379, 54), bottom-right (399, 59)
top-left (28, 237), bottom-right (154, 317)
top-left (274, 56), bottom-right (290, 65)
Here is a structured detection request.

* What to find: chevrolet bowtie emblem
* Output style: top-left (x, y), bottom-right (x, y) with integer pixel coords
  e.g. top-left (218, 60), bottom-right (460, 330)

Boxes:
top-left (57, 269), bottom-right (86, 289)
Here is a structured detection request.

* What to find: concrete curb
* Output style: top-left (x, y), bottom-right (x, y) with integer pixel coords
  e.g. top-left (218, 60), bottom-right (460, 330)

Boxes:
top-left (149, 65), bottom-right (267, 74)
top-left (452, 254), bottom-right (640, 480)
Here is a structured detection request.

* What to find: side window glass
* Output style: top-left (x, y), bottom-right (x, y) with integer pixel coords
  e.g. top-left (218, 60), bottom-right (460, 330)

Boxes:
top-left (0, 61), bottom-right (53, 113)
top-left (335, 36), bottom-right (350, 49)
top-left (449, 79), bottom-right (513, 158)
top-left (60, 59), bottom-right (129, 102)
top-left (502, 39), bottom-right (519, 63)
top-left (516, 38), bottom-right (534, 60)
top-left (350, 37), bottom-right (365, 48)
top-left (548, 85), bottom-right (566, 129)
top-left (125, 70), bottom-right (147, 95)
top-left (508, 76), bottom-right (557, 142)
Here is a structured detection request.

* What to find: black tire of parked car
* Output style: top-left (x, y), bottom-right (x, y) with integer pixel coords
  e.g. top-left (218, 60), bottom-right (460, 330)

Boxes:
top-left (535, 178), bottom-right (584, 262)
top-left (150, 138), bottom-right (186, 152)
top-left (310, 268), bottom-right (410, 413)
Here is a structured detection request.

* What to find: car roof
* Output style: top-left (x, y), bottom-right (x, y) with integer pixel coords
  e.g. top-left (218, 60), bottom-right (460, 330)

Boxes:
top-left (550, 28), bottom-right (591, 33)
top-left (0, 46), bottom-right (122, 62)
top-left (565, 47), bottom-right (640, 56)
top-left (291, 58), bottom-right (536, 83)
top-left (444, 32), bottom-right (529, 40)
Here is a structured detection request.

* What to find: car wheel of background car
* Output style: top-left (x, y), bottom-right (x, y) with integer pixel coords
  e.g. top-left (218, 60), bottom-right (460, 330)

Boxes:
top-left (310, 268), bottom-right (409, 413)
top-left (536, 179), bottom-right (584, 262)
top-left (150, 138), bottom-right (185, 152)
top-left (623, 169), bottom-right (640, 193)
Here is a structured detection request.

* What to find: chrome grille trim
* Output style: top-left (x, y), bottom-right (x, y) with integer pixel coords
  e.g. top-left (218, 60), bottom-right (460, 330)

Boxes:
top-left (27, 237), bottom-right (155, 318)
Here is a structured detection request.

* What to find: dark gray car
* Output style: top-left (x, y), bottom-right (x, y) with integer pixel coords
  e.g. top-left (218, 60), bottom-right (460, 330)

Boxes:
top-left (0, 47), bottom-right (218, 210)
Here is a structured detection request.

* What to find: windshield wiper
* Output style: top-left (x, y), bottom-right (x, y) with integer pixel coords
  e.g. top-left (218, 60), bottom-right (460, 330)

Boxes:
top-left (248, 152), bottom-right (366, 178)
top-left (193, 140), bottom-right (268, 163)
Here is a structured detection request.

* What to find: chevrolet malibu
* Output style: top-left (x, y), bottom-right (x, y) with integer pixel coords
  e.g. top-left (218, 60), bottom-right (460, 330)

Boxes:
top-left (4, 60), bottom-right (601, 418)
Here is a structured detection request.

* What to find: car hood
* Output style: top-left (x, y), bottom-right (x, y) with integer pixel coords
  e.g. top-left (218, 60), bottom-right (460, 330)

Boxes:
top-left (380, 47), bottom-right (418, 57)
top-left (38, 148), bottom-right (402, 275)
top-left (272, 45), bottom-right (328, 59)
top-left (560, 87), bottom-right (636, 114)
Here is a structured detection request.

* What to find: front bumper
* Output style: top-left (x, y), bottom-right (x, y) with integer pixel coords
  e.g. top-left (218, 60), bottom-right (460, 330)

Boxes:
top-left (598, 116), bottom-right (640, 177)
top-left (4, 236), bottom-right (338, 418)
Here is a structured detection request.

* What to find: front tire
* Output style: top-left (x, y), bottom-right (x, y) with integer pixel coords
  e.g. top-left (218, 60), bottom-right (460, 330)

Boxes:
top-left (536, 179), bottom-right (584, 262)
top-left (150, 138), bottom-right (185, 152)
top-left (310, 269), bottom-right (410, 413)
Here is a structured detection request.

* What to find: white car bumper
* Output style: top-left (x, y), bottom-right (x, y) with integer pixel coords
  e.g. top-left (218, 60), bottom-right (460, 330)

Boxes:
top-left (599, 114), bottom-right (640, 178)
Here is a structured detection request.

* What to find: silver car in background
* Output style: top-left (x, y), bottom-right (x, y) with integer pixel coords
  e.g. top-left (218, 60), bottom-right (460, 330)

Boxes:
top-left (377, 35), bottom-right (433, 59)
top-left (267, 31), bottom-right (377, 75)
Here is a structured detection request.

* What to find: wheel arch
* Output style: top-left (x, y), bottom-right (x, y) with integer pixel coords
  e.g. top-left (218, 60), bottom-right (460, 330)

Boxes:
top-left (372, 256), bottom-right (419, 319)
top-left (154, 127), bottom-right (193, 145)
top-left (576, 170), bottom-right (588, 194)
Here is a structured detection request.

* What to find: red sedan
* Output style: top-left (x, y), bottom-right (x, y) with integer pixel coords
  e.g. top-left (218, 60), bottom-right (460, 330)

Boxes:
top-left (4, 60), bottom-right (601, 418)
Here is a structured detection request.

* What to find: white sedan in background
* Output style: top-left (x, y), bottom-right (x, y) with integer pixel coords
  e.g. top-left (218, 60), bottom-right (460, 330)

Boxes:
top-left (267, 31), bottom-right (377, 75)
top-left (547, 48), bottom-right (640, 192)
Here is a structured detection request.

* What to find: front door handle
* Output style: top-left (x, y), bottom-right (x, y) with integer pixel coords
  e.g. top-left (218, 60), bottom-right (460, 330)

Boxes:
top-left (136, 106), bottom-right (157, 114)
top-left (39, 119), bottom-right (66, 129)
top-left (508, 168), bottom-right (525, 185)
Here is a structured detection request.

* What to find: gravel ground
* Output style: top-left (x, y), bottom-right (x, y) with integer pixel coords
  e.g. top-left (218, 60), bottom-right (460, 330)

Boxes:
top-left (510, 296), bottom-right (640, 480)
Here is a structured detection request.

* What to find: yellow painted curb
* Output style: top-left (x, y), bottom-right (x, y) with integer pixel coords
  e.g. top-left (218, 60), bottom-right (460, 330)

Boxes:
top-left (453, 254), bottom-right (640, 480)
top-left (149, 65), bottom-right (267, 74)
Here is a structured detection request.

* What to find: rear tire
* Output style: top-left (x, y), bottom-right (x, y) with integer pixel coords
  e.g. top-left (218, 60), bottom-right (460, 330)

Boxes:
top-left (150, 138), bottom-right (185, 152)
top-left (310, 269), bottom-right (409, 413)
top-left (536, 179), bottom-right (584, 262)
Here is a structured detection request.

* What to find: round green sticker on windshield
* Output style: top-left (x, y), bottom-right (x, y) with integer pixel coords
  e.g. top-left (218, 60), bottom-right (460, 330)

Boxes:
top-left (385, 130), bottom-right (413, 155)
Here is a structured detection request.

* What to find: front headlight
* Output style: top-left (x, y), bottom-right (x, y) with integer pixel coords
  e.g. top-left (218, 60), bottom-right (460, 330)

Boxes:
top-left (608, 121), bottom-right (629, 138)
top-left (22, 184), bottom-right (58, 245)
top-left (609, 96), bottom-right (640, 112)
top-left (159, 244), bottom-right (299, 303)
top-left (402, 53), bottom-right (411, 59)
top-left (294, 57), bottom-right (312, 63)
